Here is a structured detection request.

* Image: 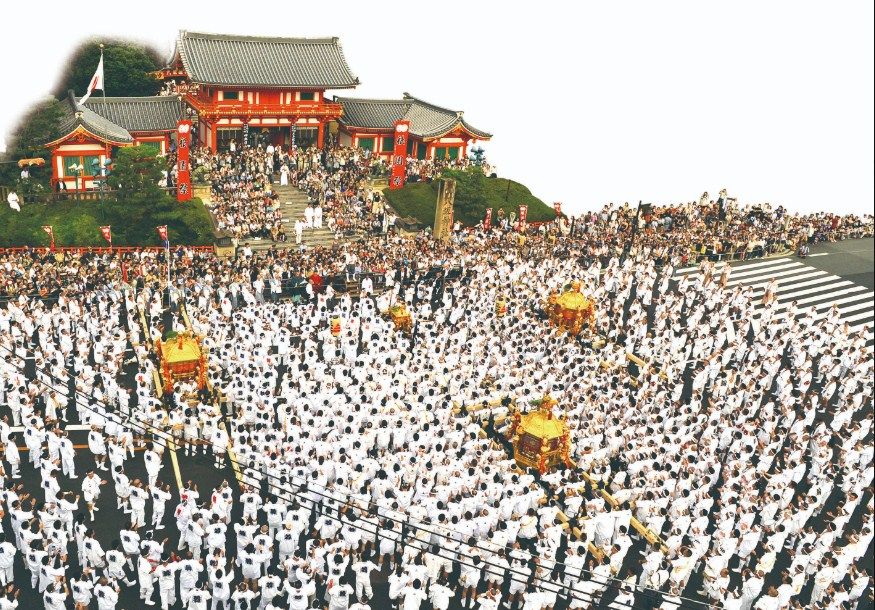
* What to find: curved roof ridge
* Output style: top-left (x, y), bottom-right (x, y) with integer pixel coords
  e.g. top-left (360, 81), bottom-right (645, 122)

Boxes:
top-left (82, 95), bottom-right (180, 102)
top-left (181, 30), bottom-right (341, 45)
top-left (44, 91), bottom-right (133, 146)
top-left (172, 30), bottom-right (359, 89)
top-left (335, 96), bottom-right (409, 105)
top-left (336, 95), bottom-right (490, 140)
top-left (403, 92), bottom-right (461, 116)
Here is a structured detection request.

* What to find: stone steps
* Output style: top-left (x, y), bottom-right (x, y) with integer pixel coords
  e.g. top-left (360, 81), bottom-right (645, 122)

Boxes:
top-left (246, 229), bottom-right (337, 251)
top-left (271, 184), bottom-right (313, 224)
top-left (216, 179), bottom-right (362, 251)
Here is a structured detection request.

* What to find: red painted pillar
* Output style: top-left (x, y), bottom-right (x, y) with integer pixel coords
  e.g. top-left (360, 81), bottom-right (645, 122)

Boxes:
top-left (210, 122), bottom-right (217, 152)
top-left (51, 150), bottom-right (60, 190)
top-left (316, 121), bottom-right (324, 148)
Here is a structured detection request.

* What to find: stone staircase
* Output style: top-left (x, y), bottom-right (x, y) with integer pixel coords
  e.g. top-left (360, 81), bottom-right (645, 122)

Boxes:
top-left (246, 182), bottom-right (337, 251)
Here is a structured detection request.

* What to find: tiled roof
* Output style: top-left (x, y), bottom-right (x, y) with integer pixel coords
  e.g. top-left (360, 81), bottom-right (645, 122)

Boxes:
top-left (335, 94), bottom-right (491, 140)
top-left (174, 30), bottom-right (359, 89)
top-left (82, 96), bottom-right (183, 132)
top-left (49, 91), bottom-right (133, 145)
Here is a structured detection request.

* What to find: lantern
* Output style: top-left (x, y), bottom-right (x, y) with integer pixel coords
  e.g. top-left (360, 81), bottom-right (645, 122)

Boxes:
top-left (331, 318), bottom-right (342, 336)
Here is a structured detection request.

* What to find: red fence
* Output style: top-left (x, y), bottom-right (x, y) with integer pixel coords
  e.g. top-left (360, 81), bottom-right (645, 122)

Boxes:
top-left (0, 246), bottom-right (215, 254)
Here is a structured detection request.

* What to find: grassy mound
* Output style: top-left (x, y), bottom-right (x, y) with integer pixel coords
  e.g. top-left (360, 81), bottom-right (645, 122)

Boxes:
top-left (384, 169), bottom-right (555, 227)
top-left (0, 195), bottom-right (215, 247)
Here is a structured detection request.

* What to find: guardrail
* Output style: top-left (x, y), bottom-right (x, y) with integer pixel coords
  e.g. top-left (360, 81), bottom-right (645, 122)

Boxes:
top-left (10, 186), bottom-right (180, 204)
top-left (681, 242), bottom-right (791, 264)
top-left (0, 246), bottom-right (215, 254)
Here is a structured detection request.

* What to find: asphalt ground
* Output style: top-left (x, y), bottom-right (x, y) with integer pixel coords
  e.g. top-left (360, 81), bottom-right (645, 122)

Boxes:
top-left (800, 237), bottom-right (874, 290)
top-left (3, 236), bottom-right (873, 609)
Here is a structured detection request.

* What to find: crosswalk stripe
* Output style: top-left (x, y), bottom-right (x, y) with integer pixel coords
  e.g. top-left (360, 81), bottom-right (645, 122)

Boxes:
top-left (844, 310), bottom-right (874, 324)
top-left (789, 299), bottom-right (875, 323)
top-left (725, 267), bottom-right (822, 288)
top-left (673, 256), bottom-right (792, 277)
top-left (725, 261), bottom-right (802, 280)
top-left (737, 270), bottom-right (828, 291)
top-left (790, 289), bottom-right (871, 309)
top-left (751, 278), bottom-right (854, 299)
top-left (756, 288), bottom-right (871, 312)
top-left (832, 301), bottom-right (874, 315)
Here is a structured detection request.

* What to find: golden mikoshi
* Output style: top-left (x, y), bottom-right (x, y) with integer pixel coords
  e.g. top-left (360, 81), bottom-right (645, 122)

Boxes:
top-left (156, 331), bottom-right (208, 394)
top-left (387, 303), bottom-right (413, 333)
top-left (544, 280), bottom-right (595, 336)
top-left (508, 394), bottom-right (573, 474)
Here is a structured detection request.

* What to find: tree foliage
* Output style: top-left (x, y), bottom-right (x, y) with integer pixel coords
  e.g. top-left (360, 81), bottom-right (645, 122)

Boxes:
top-left (54, 39), bottom-right (162, 99)
top-left (384, 168), bottom-right (555, 227)
top-left (470, 146), bottom-right (486, 166)
top-left (110, 146), bottom-right (164, 200)
top-left (445, 168), bottom-right (488, 221)
top-left (0, 98), bottom-right (65, 187)
top-left (0, 196), bottom-right (215, 247)
top-left (8, 97), bottom-right (65, 155)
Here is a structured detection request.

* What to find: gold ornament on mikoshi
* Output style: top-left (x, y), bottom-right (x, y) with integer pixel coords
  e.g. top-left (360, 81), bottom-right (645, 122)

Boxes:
top-left (508, 394), bottom-right (574, 474)
top-left (387, 304), bottom-right (413, 333)
top-left (156, 331), bottom-right (207, 394)
top-left (545, 280), bottom-right (595, 336)
top-left (496, 299), bottom-right (507, 317)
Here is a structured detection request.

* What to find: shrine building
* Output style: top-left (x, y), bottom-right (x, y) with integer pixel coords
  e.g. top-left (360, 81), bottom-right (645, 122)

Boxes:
top-left (46, 92), bottom-right (183, 191)
top-left (334, 94), bottom-right (491, 160)
top-left (43, 30), bottom-right (492, 191)
top-left (161, 30), bottom-right (359, 151)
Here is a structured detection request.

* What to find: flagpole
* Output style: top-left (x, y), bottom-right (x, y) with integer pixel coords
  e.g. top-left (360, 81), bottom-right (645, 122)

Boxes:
top-left (99, 44), bottom-right (108, 198)
top-left (166, 238), bottom-right (172, 308)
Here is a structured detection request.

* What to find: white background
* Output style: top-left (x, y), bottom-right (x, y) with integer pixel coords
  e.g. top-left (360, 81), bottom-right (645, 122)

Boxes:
top-left (2, 0), bottom-right (873, 215)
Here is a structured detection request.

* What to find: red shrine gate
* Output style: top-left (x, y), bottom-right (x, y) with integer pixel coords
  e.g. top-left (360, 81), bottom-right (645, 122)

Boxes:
top-left (160, 31), bottom-right (359, 152)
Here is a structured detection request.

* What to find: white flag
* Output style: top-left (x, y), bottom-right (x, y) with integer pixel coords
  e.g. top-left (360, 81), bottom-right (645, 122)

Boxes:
top-left (79, 52), bottom-right (105, 104)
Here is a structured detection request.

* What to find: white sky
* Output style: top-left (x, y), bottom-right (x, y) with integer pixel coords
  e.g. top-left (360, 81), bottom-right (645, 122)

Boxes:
top-left (2, 0), bottom-right (873, 215)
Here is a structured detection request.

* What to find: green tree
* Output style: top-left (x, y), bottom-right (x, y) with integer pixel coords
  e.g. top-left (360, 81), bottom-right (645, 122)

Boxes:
top-left (8, 97), bottom-right (65, 155)
top-left (110, 146), bottom-right (164, 200)
top-left (446, 168), bottom-right (488, 221)
top-left (0, 97), bottom-right (64, 187)
top-left (470, 146), bottom-right (486, 166)
top-left (54, 39), bottom-right (162, 99)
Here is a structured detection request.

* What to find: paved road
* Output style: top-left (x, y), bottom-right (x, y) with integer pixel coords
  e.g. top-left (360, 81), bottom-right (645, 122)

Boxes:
top-left (6, 237), bottom-right (872, 609)
top-left (674, 238), bottom-right (874, 343)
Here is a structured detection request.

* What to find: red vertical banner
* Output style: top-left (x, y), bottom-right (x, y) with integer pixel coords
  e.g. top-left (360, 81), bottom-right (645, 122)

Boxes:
top-left (100, 225), bottom-right (112, 246)
top-left (42, 225), bottom-right (55, 250)
top-left (389, 120), bottom-right (410, 190)
top-left (518, 205), bottom-right (528, 231)
top-left (553, 202), bottom-right (562, 217)
top-left (176, 120), bottom-right (193, 202)
top-left (483, 208), bottom-right (493, 230)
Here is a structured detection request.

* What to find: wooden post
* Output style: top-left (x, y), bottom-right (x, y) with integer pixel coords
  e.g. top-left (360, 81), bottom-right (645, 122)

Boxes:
top-left (433, 178), bottom-right (456, 242)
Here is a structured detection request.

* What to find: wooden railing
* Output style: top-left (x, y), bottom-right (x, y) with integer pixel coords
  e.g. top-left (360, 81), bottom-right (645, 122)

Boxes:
top-left (186, 94), bottom-right (344, 119)
top-left (12, 186), bottom-right (179, 204)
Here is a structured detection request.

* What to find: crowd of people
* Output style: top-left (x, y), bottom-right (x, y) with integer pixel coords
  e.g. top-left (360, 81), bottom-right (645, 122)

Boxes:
top-left (179, 141), bottom-right (498, 243)
top-left (0, 189), bottom-right (872, 610)
top-left (565, 194), bottom-right (872, 267)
